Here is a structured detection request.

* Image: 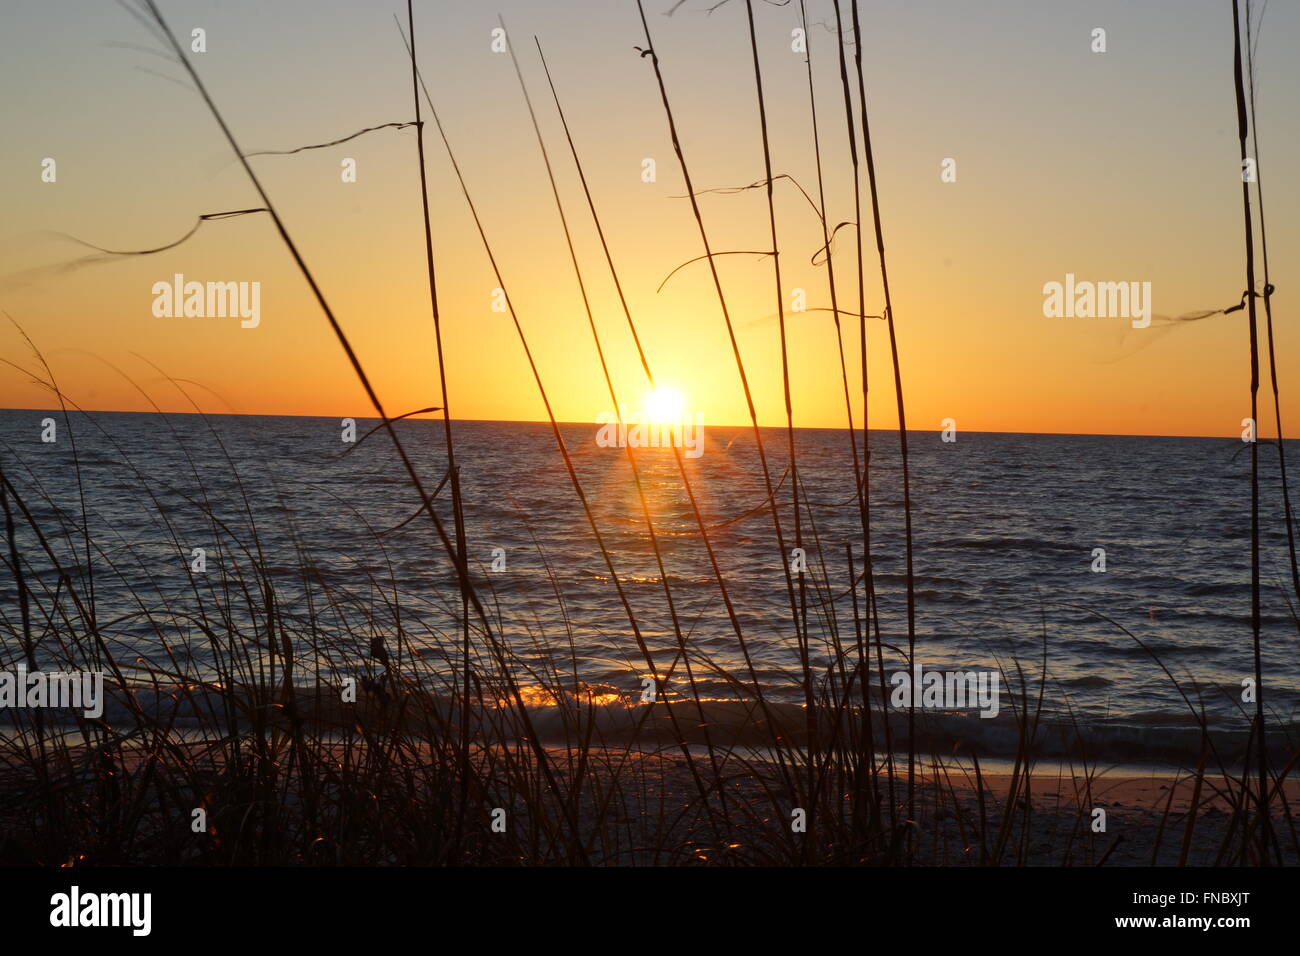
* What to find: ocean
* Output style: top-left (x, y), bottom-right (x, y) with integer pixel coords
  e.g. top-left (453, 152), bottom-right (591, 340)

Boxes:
top-left (2, 409), bottom-right (1298, 763)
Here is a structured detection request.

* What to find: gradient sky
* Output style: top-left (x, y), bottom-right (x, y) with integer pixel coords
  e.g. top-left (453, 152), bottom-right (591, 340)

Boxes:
top-left (2, 0), bottom-right (1297, 436)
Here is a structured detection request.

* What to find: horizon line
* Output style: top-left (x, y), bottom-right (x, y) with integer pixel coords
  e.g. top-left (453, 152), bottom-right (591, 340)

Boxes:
top-left (0, 405), bottom-right (1258, 442)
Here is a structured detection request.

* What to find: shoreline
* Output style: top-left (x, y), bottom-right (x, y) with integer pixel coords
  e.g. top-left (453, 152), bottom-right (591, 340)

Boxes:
top-left (6, 680), bottom-right (1292, 770)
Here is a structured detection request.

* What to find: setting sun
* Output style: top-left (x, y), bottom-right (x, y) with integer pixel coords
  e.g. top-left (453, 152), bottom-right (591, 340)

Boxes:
top-left (641, 385), bottom-right (687, 425)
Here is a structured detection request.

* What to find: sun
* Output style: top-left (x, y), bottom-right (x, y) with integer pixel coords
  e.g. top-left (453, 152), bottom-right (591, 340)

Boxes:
top-left (641, 385), bottom-right (687, 425)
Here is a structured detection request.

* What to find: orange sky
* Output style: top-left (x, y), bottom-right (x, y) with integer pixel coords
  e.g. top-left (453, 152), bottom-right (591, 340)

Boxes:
top-left (3, 0), bottom-right (1298, 438)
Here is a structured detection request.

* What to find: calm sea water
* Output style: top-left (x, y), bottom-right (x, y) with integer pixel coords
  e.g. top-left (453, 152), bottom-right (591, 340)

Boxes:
top-left (2, 409), bottom-right (1299, 745)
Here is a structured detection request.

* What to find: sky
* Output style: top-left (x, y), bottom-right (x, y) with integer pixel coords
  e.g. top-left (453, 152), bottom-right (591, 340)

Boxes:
top-left (1, 0), bottom-right (1297, 437)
